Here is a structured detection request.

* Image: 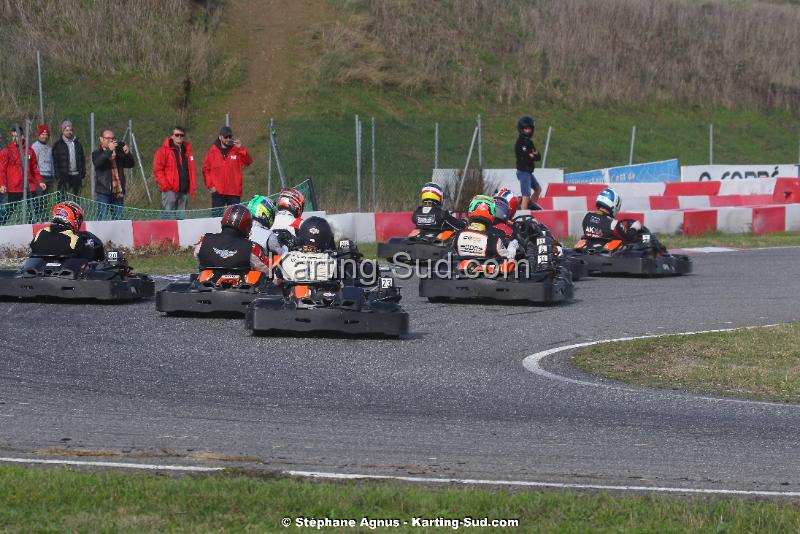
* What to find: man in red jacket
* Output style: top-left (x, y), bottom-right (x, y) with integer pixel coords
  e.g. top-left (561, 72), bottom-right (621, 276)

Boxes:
top-left (153, 126), bottom-right (196, 212)
top-left (202, 126), bottom-right (253, 215)
top-left (0, 127), bottom-right (45, 217)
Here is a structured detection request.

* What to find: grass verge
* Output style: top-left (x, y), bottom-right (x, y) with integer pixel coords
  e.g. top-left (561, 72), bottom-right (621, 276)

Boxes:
top-left (573, 323), bottom-right (800, 403)
top-left (1, 465), bottom-right (800, 532)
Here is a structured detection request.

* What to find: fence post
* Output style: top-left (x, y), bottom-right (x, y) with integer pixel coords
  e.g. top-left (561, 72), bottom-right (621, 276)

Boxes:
top-left (36, 51), bottom-right (44, 125)
top-left (434, 122), bottom-right (439, 169)
top-left (225, 113), bottom-right (230, 127)
top-left (542, 126), bottom-right (553, 168)
top-left (454, 125), bottom-right (479, 209)
top-left (355, 114), bottom-right (361, 212)
top-left (269, 122), bottom-right (286, 188)
top-left (371, 116), bottom-right (376, 212)
top-left (628, 125), bottom-right (637, 166)
top-left (129, 122), bottom-right (153, 206)
top-left (709, 124), bottom-right (714, 165)
top-left (90, 112), bottom-right (95, 200)
top-left (267, 118), bottom-right (273, 196)
top-left (477, 114), bottom-right (482, 168)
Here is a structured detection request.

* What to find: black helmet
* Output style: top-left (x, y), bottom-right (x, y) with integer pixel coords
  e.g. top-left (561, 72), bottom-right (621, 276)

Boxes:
top-left (297, 216), bottom-right (334, 252)
top-left (221, 204), bottom-right (253, 236)
top-left (517, 116), bottom-right (535, 137)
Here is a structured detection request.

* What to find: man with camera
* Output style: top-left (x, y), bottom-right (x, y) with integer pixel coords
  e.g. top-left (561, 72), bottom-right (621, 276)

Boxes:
top-left (202, 125), bottom-right (253, 216)
top-left (92, 129), bottom-right (133, 220)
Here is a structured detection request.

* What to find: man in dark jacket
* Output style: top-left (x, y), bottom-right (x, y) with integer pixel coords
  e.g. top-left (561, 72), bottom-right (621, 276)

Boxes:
top-left (92, 129), bottom-right (134, 220)
top-left (51, 120), bottom-right (86, 195)
top-left (514, 116), bottom-right (541, 210)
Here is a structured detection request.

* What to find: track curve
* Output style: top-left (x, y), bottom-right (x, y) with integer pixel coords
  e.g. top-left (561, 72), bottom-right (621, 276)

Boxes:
top-left (1, 247), bottom-right (799, 492)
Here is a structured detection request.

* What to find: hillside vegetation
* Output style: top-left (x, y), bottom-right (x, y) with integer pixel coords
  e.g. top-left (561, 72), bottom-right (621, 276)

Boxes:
top-left (314, 0), bottom-right (800, 111)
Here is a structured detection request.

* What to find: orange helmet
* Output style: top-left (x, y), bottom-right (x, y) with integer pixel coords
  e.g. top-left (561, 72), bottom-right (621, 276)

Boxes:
top-left (62, 200), bottom-right (84, 229)
top-left (467, 195), bottom-right (495, 226)
top-left (277, 187), bottom-right (305, 217)
top-left (52, 202), bottom-right (81, 232)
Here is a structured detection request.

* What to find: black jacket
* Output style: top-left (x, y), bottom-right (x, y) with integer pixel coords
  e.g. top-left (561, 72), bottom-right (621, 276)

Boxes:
top-left (515, 134), bottom-right (541, 172)
top-left (412, 205), bottom-right (465, 232)
top-left (30, 225), bottom-right (104, 261)
top-left (51, 137), bottom-right (86, 182)
top-left (92, 148), bottom-right (134, 196)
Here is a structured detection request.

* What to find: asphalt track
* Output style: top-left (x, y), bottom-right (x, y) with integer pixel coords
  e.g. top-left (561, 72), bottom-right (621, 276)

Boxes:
top-left (1, 247), bottom-right (800, 493)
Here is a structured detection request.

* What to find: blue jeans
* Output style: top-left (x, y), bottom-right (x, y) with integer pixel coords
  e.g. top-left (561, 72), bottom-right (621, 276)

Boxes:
top-left (97, 193), bottom-right (124, 220)
top-left (516, 170), bottom-right (540, 197)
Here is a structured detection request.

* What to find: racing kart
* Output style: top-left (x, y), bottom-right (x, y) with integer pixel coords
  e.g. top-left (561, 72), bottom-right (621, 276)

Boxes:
top-left (0, 250), bottom-right (154, 301)
top-left (156, 267), bottom-right (277, 315)
top-left (377, 227), bottom-right (456, 263)
top-left (567, 229), bottom-right (692, 276)
top-left (418, 228), bottom-right (574, 304)
top-left (246, 241), bottom-right (409, 337)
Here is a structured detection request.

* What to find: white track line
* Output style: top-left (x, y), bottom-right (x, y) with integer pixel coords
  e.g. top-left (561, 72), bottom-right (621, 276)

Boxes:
top-left (285, 470), bottom-right (800, 497)
top-left (522, 325), bottom-right (800, 408)
top-left (1, 457), bottom-right (798, 497)
top-left (0, 457), bottom-right (223, 472)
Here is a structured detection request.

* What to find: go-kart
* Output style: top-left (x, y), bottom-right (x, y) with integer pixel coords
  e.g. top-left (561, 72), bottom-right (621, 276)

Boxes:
top-left (567, 230), bottom-right (692, 276)
top-left (0, 250), bottom-right (154, 301)
top-left (418, 228), bottom-right (574, 304)
top-left (246, 241), bottom-right (409, 336)
top-left (156, 267), bottom-right (277, 315)
top-left (377, 227), bottom-right (456, 263)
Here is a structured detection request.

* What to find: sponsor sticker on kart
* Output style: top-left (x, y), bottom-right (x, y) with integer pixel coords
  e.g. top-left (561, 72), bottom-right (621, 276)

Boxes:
top-left (457, 231), bottom-right (489, 257)
top-left (280, 251), bottom-right (336, 282)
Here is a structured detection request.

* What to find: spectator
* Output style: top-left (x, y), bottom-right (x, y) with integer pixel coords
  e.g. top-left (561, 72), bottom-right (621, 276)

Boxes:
top-left (203, 126), bottom-right (253, 215)
top-left (92, 129), bottom-right (133, 220)
top-left (52, 120), bottom-right (86, 196)
top-left (153, 125), bottom-right (196, 214)
top-left (514, 116), bottom-right (541, 210)
top-left (0, 126), bottom-right (45, 223)
top-left (31, 124), bottom-right (54, 195)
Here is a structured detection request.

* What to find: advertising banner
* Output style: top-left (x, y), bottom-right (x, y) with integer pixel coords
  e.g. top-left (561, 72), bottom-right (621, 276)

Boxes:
top-left (565, 159), bottom-right (679, 184)
top-left (681, 164), bottom-right (800, 182)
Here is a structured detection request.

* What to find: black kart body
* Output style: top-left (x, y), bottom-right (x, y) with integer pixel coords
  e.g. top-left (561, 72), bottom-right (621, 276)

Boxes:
top-left (0, 251), bottom-right (154, 301)
top-left (419, 218), bottom-right (574, 304)
top-left (378, 227), bottom-right (457, 263)
top-left (567, 234), bottom-right (692, 276)
top-left (246, 247), bottom-right (409, 337)
top-left (156, 268), bottom-right (277, 315)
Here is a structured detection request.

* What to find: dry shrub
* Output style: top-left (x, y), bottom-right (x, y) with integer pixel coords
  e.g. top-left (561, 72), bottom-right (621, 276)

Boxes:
top-left (315, 0), bottom-right (800, 111)
top-left (0, 0), bottom-right (224, 116)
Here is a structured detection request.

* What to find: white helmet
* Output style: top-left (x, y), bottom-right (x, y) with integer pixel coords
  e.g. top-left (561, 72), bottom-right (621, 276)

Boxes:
top-left (596, 187), bottom-right (621, 216)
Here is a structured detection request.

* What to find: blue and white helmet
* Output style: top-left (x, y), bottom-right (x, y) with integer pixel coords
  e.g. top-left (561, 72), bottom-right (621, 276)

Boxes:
top-left (596, 188), bottom-right (621, 216)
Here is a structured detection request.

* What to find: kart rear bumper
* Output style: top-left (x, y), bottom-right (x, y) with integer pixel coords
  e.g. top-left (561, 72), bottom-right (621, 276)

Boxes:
top-left (155, 282), bottom-right (265, 314)
top-left (246, 297), bottom-right (409, 336)
top-left (418, 273), bottom-right (573, 303)
top-left (0, 270), bottom-right (154, 301)
top-left (569, 251), bottom-right (693, 276)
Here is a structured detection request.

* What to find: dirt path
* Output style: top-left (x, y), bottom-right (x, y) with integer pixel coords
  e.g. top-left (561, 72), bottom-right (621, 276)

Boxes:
top-left (221, 0), bottom-right (337, 138)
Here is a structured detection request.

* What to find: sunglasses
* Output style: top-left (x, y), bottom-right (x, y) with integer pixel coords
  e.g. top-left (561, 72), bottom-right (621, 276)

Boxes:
top-left (173, 133), bottom-right (185, 137)
top-left (223, 135), bottom-right (234, 139)
top-left (102, 136), bottom-right (116, 140)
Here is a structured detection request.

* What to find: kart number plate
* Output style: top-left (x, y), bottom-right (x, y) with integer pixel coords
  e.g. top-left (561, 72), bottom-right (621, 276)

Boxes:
top-left (281, 251), bottom-right (336, 282)
top-left (380, 277), bottom-right (394, 288)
